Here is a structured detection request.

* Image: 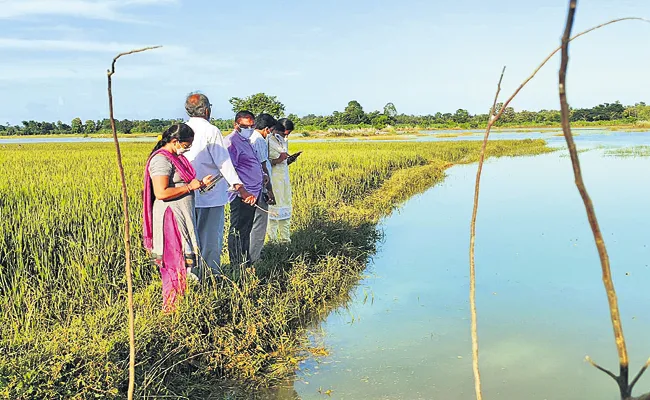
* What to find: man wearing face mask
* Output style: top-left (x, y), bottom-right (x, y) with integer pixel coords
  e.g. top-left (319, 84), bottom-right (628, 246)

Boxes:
top-left (183, 93), bottom-right (254, 278)
top-left (248, 113), bottom-right (276, 263)
top-left (224, 111), bottom-right (265, 266)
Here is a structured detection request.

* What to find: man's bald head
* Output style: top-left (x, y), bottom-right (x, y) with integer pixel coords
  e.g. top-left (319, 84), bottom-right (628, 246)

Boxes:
top-left (185, 92), bottom-right (211, 119)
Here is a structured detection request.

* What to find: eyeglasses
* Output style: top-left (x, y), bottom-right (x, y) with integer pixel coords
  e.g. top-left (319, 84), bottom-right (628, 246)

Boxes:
top-left (179, 142), bottom-right (192, 149)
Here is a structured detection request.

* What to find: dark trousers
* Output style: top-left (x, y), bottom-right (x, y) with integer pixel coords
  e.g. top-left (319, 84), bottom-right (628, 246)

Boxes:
top-left (228, 196), bottom-right (257, 267)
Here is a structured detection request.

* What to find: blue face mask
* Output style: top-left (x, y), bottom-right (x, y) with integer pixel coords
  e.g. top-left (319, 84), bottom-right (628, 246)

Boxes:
top-left (239, 128), bottom-right (254, 139)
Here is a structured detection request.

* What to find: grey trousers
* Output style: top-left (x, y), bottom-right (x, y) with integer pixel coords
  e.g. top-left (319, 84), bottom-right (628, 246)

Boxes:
top-left (195, 206), bottom-right (225, 276)
top-left (249, 194), bottom-right (269, 263)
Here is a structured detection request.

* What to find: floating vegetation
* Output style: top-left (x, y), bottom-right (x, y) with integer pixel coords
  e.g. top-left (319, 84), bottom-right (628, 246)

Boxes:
top-left (604, 145), bottom-right (650, 158)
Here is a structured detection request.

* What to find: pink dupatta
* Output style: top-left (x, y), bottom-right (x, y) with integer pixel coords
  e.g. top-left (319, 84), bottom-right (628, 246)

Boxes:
top-left (142, 149), bottom-right (196, 311)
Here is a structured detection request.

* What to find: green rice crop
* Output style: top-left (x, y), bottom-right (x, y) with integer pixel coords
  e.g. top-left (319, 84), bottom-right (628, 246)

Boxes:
top-left (0, 139), bottom-right (551, 398)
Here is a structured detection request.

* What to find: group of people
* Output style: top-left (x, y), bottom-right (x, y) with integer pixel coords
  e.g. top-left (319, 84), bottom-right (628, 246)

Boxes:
top-left (142, 92), bottom-right (300, 311)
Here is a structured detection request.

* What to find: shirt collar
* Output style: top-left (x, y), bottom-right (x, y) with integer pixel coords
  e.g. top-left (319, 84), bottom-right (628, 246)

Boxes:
top-left (189, 116), bottom-right (210, 125)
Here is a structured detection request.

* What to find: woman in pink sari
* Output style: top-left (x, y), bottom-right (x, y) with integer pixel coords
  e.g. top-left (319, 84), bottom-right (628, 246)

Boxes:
top-left (143, 123), bottom-right (214, 312)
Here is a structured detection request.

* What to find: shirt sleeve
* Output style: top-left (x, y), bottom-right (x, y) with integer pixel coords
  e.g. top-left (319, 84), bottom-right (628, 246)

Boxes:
top-left (148, 154), bottom-right (173, 177)
top-left (207, 128), bottom-right (243, 187)
top-left (252, 137), bottom-right (268, 163)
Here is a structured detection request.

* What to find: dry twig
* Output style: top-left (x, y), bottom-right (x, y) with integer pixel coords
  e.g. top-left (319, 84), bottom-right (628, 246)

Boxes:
top-left (469, 65), bottom-right (506, 400)
top-left (468, 10), bottom-right (650, 400)
top-left (107, 45), bottom-right (162, 400)
top-left (559, 1), bottom-right (649, 399)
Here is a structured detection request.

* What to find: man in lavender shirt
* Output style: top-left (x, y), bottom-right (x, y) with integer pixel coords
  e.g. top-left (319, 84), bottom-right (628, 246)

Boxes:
top-left (224, 111), bottom-right (265, 266)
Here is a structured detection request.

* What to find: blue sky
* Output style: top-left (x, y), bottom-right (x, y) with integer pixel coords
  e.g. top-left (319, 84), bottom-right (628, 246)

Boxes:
top-left (0, 0), bottom-right (649, 124)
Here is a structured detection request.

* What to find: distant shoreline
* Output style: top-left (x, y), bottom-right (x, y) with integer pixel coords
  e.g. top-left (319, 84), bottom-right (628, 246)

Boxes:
top-left (1, 124), bottom-right (649, 141)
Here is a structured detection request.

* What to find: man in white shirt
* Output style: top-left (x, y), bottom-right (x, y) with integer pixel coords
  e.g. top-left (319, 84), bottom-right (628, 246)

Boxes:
top-left (249, 113), bottom-right (276, 262)
top-left (183, 93), bottom-right (256, 276)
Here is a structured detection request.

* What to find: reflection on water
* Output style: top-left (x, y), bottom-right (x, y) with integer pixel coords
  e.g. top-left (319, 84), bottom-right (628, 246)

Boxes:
top-left (293, 147), bottom-right (650, 399)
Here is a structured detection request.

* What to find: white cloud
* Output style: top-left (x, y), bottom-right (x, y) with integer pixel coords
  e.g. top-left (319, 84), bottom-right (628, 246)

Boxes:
top-left (0, 0), bottom-right (177, 22)
top-left (0, 37), bottom-right (241, 70)
top-left (0, 38), bottom-right (170, 53)
top-left (19, 24), bottom-right (89, 34)
top-left (0, 40), bottom-right (239, 84)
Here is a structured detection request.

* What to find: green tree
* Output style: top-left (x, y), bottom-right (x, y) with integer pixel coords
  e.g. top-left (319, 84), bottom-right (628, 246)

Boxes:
top-left (84, 120), bottom-right (96, 134)
top-left (134, 121), bottom-right (150, 133)
top-left (637, 104), bottom-right (650, 121)
top-left (383, 102), bottom-right (397, 119)
top-left (493, 102), bottom-right (504, 116)
top-left (229, 93), bottom-right (286, 118)
top-left (56, 121), bottom-right (71, 134)
top-left (342, 100), bottom-right (368, 124)
top-left (371, 114), bottom-right (390, 129)
top-left (502, 107), bottom-right (516, 123)
top-left (21, 121), bottom-right (38, 135)
top-left (453, 109), bottom-right (470, 124)
top-left (100, 119), bottom-right (112, 131)
top-left (41, 122), bottom-right (55, 134)
top-left (118, 119), bottom-right (134, 134)
top-left (71, 118), bottom-right (83, 134)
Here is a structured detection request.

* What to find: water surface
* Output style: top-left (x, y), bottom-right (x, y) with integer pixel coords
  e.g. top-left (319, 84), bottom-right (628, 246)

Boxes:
top-left (293, 145), bottom-right (650, 399)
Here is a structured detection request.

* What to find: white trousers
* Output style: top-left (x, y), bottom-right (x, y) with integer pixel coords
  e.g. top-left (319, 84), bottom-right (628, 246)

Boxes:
top-left (268, 218), bottom-right (291, 243)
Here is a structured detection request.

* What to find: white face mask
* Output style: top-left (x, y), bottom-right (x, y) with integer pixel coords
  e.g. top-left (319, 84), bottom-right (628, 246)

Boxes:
top-left (239, 128), bottom-right (254, 139)
top-left (176, 145), bottom-right (189, 155)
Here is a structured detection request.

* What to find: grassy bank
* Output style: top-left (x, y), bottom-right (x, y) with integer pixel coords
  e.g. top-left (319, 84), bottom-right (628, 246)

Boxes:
top-left (0, 139), bottom-right (551, 398)
top-left (289, 120), bottom-right (650, 137)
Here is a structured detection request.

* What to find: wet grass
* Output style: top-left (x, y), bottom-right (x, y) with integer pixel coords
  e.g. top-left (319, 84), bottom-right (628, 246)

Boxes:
top-left (0, 139), bottom-right (551, 398)
top-left (433, 132), bottom-right (476, 139)
top-left (604, 145), bottom-right (650, 158)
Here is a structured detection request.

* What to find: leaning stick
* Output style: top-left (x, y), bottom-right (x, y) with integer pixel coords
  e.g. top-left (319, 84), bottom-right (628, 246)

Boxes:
top-left (107, 45), bottom-right (162, 400)
top-left (468, 14), bottom-right (650, 400)
top-left (559, 2), bottom-right (649, 398)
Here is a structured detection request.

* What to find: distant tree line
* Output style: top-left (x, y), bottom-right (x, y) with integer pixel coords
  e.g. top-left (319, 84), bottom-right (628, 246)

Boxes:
top-left (1, 93), bottom-right (648, 136)
top-left (0, 118), bottom-right (186, 136)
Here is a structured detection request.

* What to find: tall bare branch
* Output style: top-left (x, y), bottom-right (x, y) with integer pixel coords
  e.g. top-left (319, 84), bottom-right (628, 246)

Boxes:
top-left (469, 65), bottom-right (505, 400)
top-left (107, 45), bottom-right (162, 400)
top-left (559, 2), bottom-right (649, 399)
top-left (468, 13), bottom-right (650, 400)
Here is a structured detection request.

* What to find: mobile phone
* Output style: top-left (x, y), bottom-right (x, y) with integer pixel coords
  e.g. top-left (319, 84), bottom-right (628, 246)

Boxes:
top-left (199, 175), bottom-right (222, 194)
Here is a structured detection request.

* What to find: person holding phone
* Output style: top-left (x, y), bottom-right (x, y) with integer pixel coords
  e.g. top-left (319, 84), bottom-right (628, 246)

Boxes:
top-left (267, 118), bottom-right (297, 243)
top-left (278, 118), bottom-right (302, 166)
top-left (142, 123), bottom-right (217, 312)
top-left (183, 93), bottom-right (253, 277)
